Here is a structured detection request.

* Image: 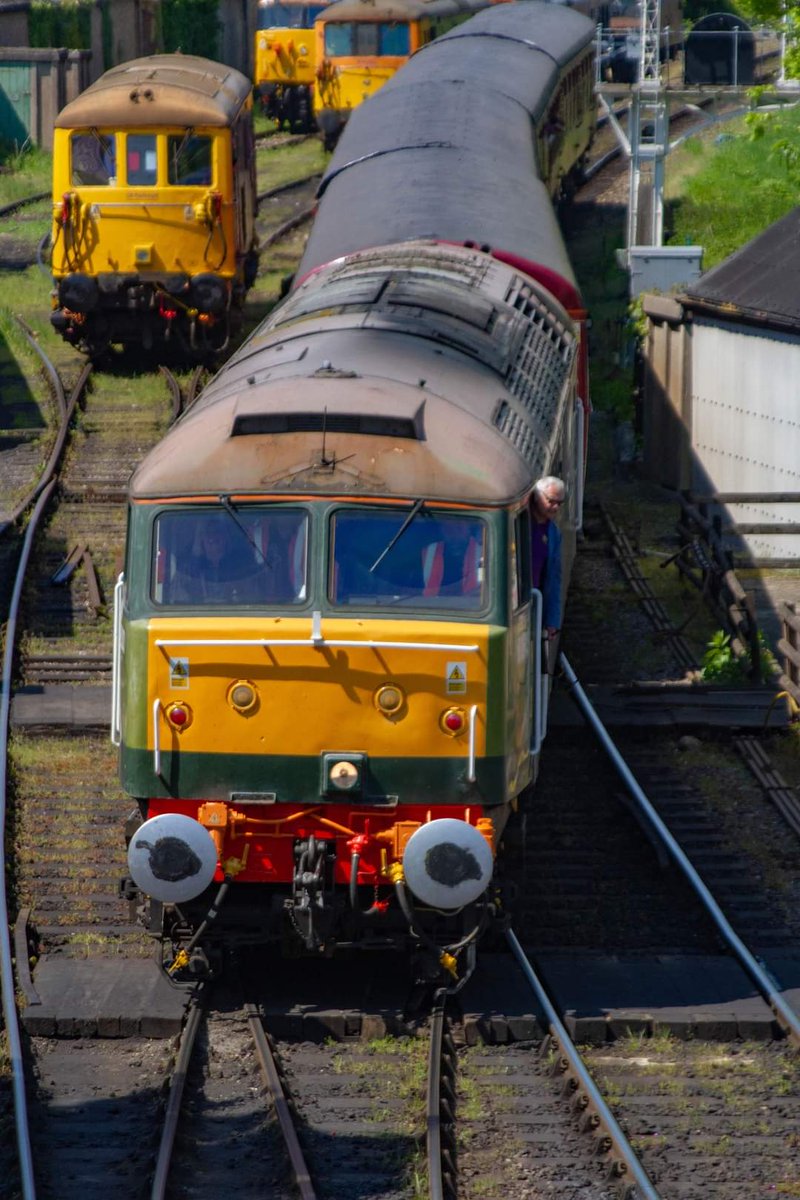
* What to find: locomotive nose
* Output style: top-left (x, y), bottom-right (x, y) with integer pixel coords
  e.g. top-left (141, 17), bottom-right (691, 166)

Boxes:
top-left (127, 813), bottom-right (218, 903)
top-left (402, 818), bottom-right (493, 910)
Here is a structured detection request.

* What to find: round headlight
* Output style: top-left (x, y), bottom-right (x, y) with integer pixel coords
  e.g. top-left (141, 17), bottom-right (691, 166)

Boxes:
top-left (228, 680), bottom-right (258, 713)
top-left (330, 760), bottom-right (359, 790)
top-left (374, 683), bottom-right (404, 715)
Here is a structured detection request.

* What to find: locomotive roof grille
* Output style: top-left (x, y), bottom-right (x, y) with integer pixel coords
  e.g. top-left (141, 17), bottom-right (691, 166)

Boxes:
top-left (494, 283), bottom-right (576, 467)
top-left (231, 411), bottom-right (423, 439)
top-left (274, 264), bottom-right (569, 377)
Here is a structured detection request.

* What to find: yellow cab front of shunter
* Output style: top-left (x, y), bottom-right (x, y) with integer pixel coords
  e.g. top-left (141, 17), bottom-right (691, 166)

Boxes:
top-left (313, 5), bottom-right (427, 126)
top-left (256, 0), bottom-right (323, 89)
top-left (51, 124), bottom-right (240, 282)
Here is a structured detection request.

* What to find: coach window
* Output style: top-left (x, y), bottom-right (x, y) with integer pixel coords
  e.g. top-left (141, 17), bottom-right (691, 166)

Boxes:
top-left (168, 134), bottom-right (212, 186)
top-left (127, 134), bottom-right (158, 186)
top-left (71, 132), bottom-right (116, 185)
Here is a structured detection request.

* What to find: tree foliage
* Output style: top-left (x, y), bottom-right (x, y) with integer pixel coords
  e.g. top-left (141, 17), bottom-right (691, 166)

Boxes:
top-left (29, 0), bottom-right (92, 50)
top-left (161, 0), bottom-right (221, 59)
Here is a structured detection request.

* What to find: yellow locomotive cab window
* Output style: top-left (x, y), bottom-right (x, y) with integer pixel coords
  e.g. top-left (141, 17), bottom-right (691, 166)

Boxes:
top-left (330, 509), bottom-right (486, 610)
top-left (127, 134), bottom-right (158, 186)
top-left (324, 21), bottom-right (410, 56)
top-left (71, 132), bottom-right (116, 186)
top-left (324, 23), bottom-right (353, 55)
top-left (378, 22), bottom-right (410, 55)
top-left (152, 507), bottom-right (309, 607)
top-left (168, 134), bottom-right (212, 186)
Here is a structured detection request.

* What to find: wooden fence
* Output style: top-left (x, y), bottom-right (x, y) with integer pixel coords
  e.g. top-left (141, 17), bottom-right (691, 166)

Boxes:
top-left (674, 492), bottom-right (762, 680)
top-left (778, 602), bottom-right (800, 717)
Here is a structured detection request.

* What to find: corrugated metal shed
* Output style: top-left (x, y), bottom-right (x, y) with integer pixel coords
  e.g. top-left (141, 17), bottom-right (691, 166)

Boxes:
top-left (641, 208), bottom-right (800, 562)
top-left (683, 205), bottom-right (800, 332)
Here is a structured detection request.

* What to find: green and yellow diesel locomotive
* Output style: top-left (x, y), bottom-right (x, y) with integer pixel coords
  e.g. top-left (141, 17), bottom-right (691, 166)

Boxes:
top-left (117, 2), bottom-right (595, 986)
top-left (50, 55), bottom-right (259, 360)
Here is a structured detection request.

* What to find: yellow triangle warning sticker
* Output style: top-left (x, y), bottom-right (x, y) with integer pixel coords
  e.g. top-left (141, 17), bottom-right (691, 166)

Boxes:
top-left (446, 661), bottom-right (467, 694)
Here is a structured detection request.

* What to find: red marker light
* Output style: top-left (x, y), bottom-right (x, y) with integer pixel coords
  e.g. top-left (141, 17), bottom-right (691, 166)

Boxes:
top-left (165, 702), bottom-right (192, 730)
top-left (441, 708), bottom-right (465, 735)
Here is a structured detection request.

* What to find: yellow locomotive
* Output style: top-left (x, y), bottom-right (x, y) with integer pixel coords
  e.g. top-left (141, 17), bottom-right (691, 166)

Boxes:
top-left (254, 0), bottom-right (333, 131)
top-left (313, 0), bottom-right (494, 149)
top-left (118, 3), bottom-right (596, 987)
top-left (50, 55), bottom-right (259, 361)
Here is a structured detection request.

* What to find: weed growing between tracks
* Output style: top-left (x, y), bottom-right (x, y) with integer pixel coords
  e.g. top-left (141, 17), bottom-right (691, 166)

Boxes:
top-left (585, 1035), bottom-right (800, 1190)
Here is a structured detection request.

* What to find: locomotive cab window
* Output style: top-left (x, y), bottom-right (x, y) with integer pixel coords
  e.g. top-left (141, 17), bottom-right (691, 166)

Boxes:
top-left (324, 22), bottom-right (409, 56)
top-left (152, 508), bottom-right (309, 607)
top-left (71, 132), bottom-right (116, 185)
top-left (168, 134), bottom-right (212, 186)
top-left (330, 508), bottom-right (486, 610)
top-left (377, 22), bottom-right (410, 55)
top-left (127, 134), bottom-right (158, 186)
top-left (324, 23), bottom-right (355, 55)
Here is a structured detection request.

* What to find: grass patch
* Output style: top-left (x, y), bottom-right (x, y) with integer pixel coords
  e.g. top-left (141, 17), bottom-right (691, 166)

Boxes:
top-left (666, 106), bottom-right (800, 267)
top-left (256, 137), bottom-right (327, 194)
top-left (0, 142), bottom-right (51, 203)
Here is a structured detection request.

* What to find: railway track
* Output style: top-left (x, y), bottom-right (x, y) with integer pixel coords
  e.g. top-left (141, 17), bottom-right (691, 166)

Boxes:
top-left (0, 135), bottom-right (330, 1198)
top-left (0, 190), bottom-right (50, 271)
top-left (3, 109), bottom-right (800, 1200)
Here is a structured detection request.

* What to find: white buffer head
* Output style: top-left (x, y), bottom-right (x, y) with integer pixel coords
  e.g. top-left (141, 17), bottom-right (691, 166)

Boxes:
top-left (128, 813), bottom-right (218, 903)
top-left (402, 818), bottom-right (493, 909)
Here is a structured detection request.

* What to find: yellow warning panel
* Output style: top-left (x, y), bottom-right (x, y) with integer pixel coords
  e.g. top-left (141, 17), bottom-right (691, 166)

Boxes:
top-left (446, 661), bottom-right (467, 694)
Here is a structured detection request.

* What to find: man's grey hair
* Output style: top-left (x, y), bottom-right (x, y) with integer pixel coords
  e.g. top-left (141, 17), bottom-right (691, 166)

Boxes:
top-left (535, 475), bottom-right (566, 498)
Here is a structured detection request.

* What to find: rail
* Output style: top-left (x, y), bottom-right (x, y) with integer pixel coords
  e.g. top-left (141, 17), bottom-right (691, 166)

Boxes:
top-left (560, 650), bottom-right (800, 1047)
top-left (426, 989), bottom-right (457, 1200)
top-left (506, 928), bottom-right (663, 1199)
top-left (0, 483), bottom-right (56, 1200)
top-left (247, 1005), bottom-right (317, 1199)
top-left (602, 502), bottom-right (699, 671)
top-left (0, 343), bottom-right (91, 1200)
top-left (150, 996), bottom-right (205, 1200)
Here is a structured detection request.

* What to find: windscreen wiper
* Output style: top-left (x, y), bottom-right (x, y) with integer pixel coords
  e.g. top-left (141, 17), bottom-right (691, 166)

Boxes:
top-left (219, 494), bottom-right (263, 559)
top-left (369, 499), bottom-right (426, 574)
